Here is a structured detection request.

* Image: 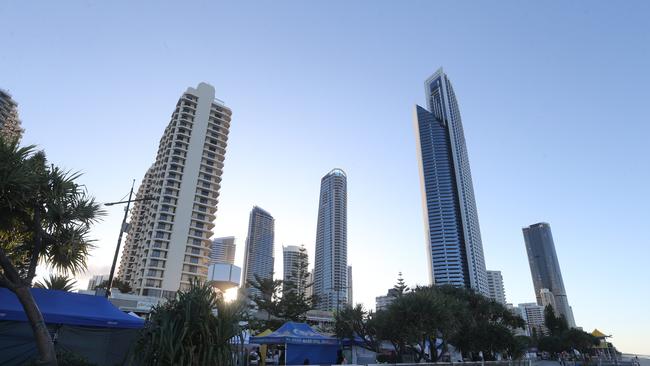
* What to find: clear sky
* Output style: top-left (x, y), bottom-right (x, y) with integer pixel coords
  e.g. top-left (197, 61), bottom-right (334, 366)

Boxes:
top-left (2, 0), bottom-right (649, 354)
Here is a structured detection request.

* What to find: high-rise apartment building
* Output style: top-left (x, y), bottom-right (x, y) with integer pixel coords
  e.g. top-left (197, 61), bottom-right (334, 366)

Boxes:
top-left (486, 270), bottom-right (506, 304)
top-left (523, 222), bottom-right (576, 327)
top-left (0, 89), bottom-right (24, 143)
top-left (313, 169), bottom-right (348, 311)
top-left (518, 302), bottom-right (548, 336)
top-left (282, 245), bottom-right (308, 295)
top-left (413, 68), bottom-right (488, 294)
top-left (117, 83), bottom-right (232, 297)
top-left (242, 206), bottom-right (275, 293)
top-left (210, 236), bottom-right (236, 265)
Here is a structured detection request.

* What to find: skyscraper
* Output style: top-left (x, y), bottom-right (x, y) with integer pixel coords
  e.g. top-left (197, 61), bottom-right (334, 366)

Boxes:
top-left (523, 222), bottom-right (576, 327)
top-left (282, 245), bottom-right (308, 295)
top-left (486, 270), bottom-right (506, 304)
top-left (210, 236), bottom-right (236, 265)
top-left (117, 82), bottom-right (232, 297)
top-left (242, 206), bottom-right (275, 292)
top-left (313, 169), bottom-right (348, 311)
top-left (413, 68), bottom-right (488, 294)
top-left (0, 89), bottom-right (23, 143)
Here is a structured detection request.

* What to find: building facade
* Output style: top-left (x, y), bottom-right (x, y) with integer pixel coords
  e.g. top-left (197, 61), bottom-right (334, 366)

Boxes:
top-left (375, 288), bottom-right (399, 311)
top-left (117, 83), bottom-right (232, 297)
top-left (0, 89), bottom-right (23, 143)
top-left (347, 265), bottom-right (353, 306)
top-left (313, 169), bottom-right (348, 311)
top-left (282, 245), bottom-right (309, 295)
top-left (518, 302), bottom-right (548, 336)
top-left (210, 236), bottom-right (236, 265)
top-left (523, 222), bottom-right (576, 327)
top-left (87, 274), bottom-right (109, 291)
top-left (413, 68), bottom-right (488, 295)
top-left (242, 206), bottom-right (275, 293)
top-left (486, 270), bottom-right (507, 304)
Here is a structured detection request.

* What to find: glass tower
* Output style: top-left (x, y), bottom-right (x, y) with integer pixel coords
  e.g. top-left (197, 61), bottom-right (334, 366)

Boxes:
top-left (414, 68), bottom-right (488, 295)
top-left (523, 222), bottom-right (576, 327)
top-left (242, 206), bottom-right (275, 294)
top-left (313, 168), bottom-right (348, 311)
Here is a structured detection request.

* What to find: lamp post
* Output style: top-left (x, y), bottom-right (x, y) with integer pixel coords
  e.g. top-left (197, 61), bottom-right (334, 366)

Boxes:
top-left (103, 180), bottom-right (154, 298)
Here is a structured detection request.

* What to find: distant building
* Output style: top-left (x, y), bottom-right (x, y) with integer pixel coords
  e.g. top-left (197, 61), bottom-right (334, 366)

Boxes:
top-left (87, 274), bottom-right (109, 291)
top-left (313, 169), bottom-right (348, 311)
top-left (486, 270), bottom-right (506, 304)
top-left (116, 83), bottom-right (232, 297)
top-left (413, 68), bottom-right (488, 294)
top-left (242, 206), bottom-right (275, 295)
top-left (0, 89), bottom-right (23, 143)
top-left (376, 288), bottom-right (399, 311)
top-left (523, 222), bottom-right (576, 327)
top-left (283, 245), bottom-right (308, 295)
top-left (210, 236), bottom-right (236, 265)
top-left (347, 265), bottom-right (353, 306)
top-left (518, 302), bottom-right (548, 336)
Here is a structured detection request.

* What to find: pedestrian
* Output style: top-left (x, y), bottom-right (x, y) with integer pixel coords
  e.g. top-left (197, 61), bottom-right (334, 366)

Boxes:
top-left (250, 348), bottom-right (260, 366)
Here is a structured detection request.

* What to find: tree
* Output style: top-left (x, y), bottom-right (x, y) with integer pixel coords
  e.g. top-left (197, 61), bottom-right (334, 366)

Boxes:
top-left (544, 305), bottom-right (568, 336)
top-left (248, 271), bottom-right (317, 330)
top-left (539, 306), bottom-right (597, 355)
top-left (0, 139), bottom-right (103, 366)
top-left (34, 274), bottom-right (77, 291)
top-left (334, 304), bottom-right (381, 352)
top-left (392, 272), bottom-right (409, 297)
top-left (95, 278), bottom-right (132, 294)
top-left (248, 274), bottom-right (284, 330)
top-left (134, 280), bottom-right (246, 365)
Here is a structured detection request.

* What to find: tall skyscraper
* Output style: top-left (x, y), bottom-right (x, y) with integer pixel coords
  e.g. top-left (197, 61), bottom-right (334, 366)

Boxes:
top-left (0, 89), bottom-right (23, 143)
top-left (486, 270), bottom-right (507, 304)
top-left (117, 82), bottom-right (232, 297)
top-left (282, 245), bottom-right (308, 295)
top-left (210, 236), bottom-right (236, 265)
top-left (242, 206), bottom-right (275, 292)
top-left (413, 68), bottom-right (488, 294)
top-left (313, 169), bottom-right (348, 311)
top-left (523, 222), bottom-right (576, 327)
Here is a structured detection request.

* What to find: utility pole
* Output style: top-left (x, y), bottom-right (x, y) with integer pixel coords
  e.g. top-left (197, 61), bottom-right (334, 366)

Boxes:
top-left (103, 180), bottom-right (154, 298)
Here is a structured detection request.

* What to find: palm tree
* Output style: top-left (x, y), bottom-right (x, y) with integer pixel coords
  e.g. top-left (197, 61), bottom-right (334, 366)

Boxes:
top-left (0, 138), bottom-right (103, 366)
top-left (34, 274), bottom-right (77, 291)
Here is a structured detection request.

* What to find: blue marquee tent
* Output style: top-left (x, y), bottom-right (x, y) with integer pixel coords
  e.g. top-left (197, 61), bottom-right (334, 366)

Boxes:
top-left (0, 288), bottom-right (144, 365)
top-left (0, 288), bottom-right (144, 328)
top-left (251, 322), bottom-right (339, 365)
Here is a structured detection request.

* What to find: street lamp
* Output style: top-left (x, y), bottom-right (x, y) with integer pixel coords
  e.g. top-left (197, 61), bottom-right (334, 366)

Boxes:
top-left (103, 180), bottom-right (154, 298)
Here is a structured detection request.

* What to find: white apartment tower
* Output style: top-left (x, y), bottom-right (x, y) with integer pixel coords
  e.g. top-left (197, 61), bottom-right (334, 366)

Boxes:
top-left (486, 270), bottom-right (506, 304)
top-left (210, 236), bottom-right (236, 265)
top-left (117, 83), bottom-right (232, 297)
top-left (282, 245), bottom-right (308, 295)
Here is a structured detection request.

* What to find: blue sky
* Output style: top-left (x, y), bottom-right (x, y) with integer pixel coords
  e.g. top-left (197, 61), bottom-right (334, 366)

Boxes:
top-left (2, 1), bottom-right (649, 354)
